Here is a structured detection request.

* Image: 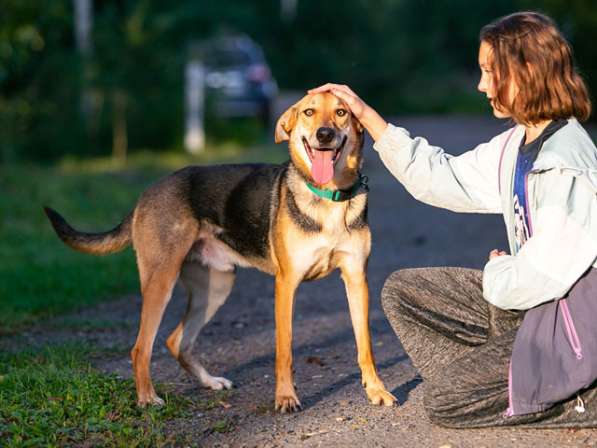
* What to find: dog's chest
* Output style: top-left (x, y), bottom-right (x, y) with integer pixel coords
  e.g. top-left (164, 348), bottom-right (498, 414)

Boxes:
top-left (287, 204), bottom-right (368, 280)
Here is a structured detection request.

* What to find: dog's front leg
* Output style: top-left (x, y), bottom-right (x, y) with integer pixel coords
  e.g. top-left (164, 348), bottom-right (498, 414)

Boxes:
top-left (274, 274), bottom-right (302, 413)
top-left (340, 264), bottom-right (396, 407)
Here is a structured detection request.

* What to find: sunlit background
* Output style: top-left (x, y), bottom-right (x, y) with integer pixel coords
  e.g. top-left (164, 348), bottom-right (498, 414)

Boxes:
top-left (2, 3), bottom-right (597, 445)
top-left (1, 0), bottom-right (595, 164)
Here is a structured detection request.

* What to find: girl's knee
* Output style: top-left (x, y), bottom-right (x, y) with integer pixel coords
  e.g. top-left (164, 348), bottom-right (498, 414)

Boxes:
top-left (381, 269), bottom-right (411, 316)
top-left (381, 268), bottom-right (431, 313)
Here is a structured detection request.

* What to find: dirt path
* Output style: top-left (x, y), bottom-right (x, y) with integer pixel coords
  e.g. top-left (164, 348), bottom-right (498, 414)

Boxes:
top-left (18, 115), bottom-right (597, 447)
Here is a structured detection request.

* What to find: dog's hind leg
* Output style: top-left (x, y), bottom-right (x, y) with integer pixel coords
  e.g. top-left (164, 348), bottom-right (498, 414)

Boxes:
top-left (130, 216), bottom-right (198, 407)
top-left (166, 261), bottom-right (235, 390)
top-left (131, 259), bottom-right (187, 407)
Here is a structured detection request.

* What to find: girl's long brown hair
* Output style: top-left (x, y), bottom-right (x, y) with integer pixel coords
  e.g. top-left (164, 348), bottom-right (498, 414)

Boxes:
top-left (480, 11), bottom-right (591, 124)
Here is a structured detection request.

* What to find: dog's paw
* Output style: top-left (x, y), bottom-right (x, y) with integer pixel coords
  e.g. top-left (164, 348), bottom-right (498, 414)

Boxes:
top-left (137, 394), bottom-right (165, 408)
top-left (275, 393), bottom-right (302, 413)
top-left (204, 375), bottom-right (233, 391)
top-left (366, 386), bottom-right (397, 407)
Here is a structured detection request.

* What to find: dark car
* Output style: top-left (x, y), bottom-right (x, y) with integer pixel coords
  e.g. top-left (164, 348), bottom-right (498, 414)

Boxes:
top-left (202, 36), bottom-right (278, 127)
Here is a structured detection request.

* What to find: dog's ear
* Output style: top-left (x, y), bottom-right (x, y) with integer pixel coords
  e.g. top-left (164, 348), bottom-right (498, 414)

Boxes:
top-left (351, 114), bottom-right (364, 134)
top-left (275, 104), bottom-right (299, 143)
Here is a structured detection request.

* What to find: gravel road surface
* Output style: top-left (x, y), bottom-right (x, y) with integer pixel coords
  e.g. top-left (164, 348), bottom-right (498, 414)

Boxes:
top-left (14, 113), bottom-right (597, 448)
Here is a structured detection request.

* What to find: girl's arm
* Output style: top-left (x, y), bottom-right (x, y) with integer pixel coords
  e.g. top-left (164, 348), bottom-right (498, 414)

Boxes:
top-left (309, 83), bottom-right (510, 213)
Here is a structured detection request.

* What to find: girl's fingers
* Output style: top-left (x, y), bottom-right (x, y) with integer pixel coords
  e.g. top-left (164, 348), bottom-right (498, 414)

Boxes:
top-left (331, 89), bottom-right (365, 117)
top-left (489, 249), bottom-right (508, 260)
top-left (307, 84), bottom-right (364, 117)
top-left (331, 89), bottom-right (354, 103)
top-left (342, 84), bottom-right (356, 96)
top-left (308, 83), bottom-right (355, 97)
top-left (308, 83), bottom-right (336, 94)
top-left (333, 84), bottom-right (355, 96)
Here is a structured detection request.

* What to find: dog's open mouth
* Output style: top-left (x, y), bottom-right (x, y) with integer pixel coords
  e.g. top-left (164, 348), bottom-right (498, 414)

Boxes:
top-left (302, 136), bottom-right (347, 185)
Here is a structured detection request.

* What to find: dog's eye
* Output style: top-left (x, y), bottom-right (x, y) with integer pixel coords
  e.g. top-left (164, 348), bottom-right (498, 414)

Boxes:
top-left (303, 108), bottom-right (314, 117)
top-left (336, 109), bottom-right (347, 117)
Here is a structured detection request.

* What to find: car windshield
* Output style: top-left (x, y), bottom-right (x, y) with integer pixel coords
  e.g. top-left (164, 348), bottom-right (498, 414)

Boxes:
top-left (205, 49), bottom-right (253, 68)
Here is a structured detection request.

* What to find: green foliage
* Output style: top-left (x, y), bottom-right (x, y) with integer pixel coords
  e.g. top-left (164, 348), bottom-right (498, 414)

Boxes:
top-left (0, 164), bottom-right (151, 331)
top-left (1, 0), bottom-right (596, 164)
top-left (0, 0), bottom-right (83, 162)
top-left (209, 418), bottom-right (234, 434)
top-left (255, 0), bottom-right (520, 114)
top-left (0, 344), bottom-right (194, 447)
top-left (0, 144), bottom-right (286, 331)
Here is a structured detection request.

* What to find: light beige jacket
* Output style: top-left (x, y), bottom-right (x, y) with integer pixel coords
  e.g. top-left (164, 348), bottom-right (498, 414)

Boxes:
top-left (373, 119), bottom-right (597, 310)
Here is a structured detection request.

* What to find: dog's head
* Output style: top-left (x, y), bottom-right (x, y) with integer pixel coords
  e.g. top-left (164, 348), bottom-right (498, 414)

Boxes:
top-left (275, 92), bottom-right (364, 189)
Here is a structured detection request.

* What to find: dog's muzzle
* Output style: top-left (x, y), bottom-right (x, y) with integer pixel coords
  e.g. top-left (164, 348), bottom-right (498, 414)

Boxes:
top-left (302, 135), bottom-right (347, 185)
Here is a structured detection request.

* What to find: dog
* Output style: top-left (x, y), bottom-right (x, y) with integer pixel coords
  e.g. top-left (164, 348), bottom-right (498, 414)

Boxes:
top-left (44, 92), bottom-right (396, 412)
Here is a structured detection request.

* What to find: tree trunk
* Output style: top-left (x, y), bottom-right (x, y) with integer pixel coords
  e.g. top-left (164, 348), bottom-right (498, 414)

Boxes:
top-left (112, 90), bottom-right (128, 164)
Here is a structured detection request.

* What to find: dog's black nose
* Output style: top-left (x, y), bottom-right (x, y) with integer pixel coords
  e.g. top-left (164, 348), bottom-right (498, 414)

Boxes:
top-left (316, 127), bottom-right (335, 145)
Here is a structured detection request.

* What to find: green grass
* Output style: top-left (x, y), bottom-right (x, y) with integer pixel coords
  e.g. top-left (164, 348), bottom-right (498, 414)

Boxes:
top-left (46, 316), bottom-right (135, 332)
top-left (0, 142), bottom-right (287, 332)
top-left (0, 344), bottom-right (198, 447)
top-left (0, 139), bottom-right (273, 447)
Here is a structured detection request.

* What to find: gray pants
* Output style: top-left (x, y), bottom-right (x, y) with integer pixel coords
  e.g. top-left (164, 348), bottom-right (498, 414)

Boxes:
top-left (381, 267), bottom-right (597, 428)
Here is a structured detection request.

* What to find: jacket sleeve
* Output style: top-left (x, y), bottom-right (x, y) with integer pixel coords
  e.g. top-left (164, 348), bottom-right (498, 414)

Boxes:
top-left (483, 170), bottom-right (597, 310)
top-left (372, 124), bottom-right (509, 213)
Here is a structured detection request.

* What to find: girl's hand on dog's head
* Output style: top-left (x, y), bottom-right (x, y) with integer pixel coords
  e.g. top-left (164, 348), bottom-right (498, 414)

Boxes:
top-left (308, 83), bottom-right (367, 120)
top-left (308, 84), bottom-right (389, 142)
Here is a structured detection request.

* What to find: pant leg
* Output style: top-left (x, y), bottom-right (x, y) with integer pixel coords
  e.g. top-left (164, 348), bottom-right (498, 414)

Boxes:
top-left (382, 266), bottom-right (597, 428)
top-left (381, 267), bottom-right (491, 381)
top-left (425, 327), bottom-right (597, 429)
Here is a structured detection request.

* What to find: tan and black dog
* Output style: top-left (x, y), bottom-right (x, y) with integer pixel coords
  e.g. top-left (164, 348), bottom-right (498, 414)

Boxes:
top-left (44, 92), bottom-right (396, 412)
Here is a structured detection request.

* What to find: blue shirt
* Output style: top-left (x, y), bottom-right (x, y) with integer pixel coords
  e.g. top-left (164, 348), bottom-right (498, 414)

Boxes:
top-left (513, 119), bottom-right (566, 251)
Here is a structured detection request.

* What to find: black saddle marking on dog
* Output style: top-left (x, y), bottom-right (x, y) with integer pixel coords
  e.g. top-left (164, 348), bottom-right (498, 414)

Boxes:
top-left (347, 200), bottom-right (368, 231)
top-left (286, 188), bottom-right (322, 233)
top-left (185, 163), bottom-right (286, 259)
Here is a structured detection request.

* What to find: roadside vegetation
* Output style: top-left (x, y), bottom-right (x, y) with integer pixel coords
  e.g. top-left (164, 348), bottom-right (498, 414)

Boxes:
top-left (0, 140), bottom-right (285, 333)
top-left (0, 343), bottom-right (236, 446)
top-left (0, 140), bottom-right (280, 446)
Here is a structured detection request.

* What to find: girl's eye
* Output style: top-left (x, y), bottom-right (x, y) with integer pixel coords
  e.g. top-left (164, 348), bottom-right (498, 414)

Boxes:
top-left (336, 109), bottom-right (347, 117)
top-left (304, 109), bottom-right (314, 116)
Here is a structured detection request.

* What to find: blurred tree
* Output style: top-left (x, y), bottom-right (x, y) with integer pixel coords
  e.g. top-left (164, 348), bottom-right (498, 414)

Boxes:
top-left (0, 0), bottom-right (81, 162)
top-left (0, 0), bottom-right (595, 164)
top-left (91, 1), bottom-right (183, 163)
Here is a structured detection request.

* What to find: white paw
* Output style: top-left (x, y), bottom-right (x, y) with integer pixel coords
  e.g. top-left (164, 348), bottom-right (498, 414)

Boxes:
top-left (137, 394), bottom-right (165, 407)
top-left (204, 375), bottom-right (233, 390)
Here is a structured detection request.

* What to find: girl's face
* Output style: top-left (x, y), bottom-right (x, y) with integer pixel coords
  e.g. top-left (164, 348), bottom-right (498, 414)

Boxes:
top-left (477, 40), bottom-right (518, 119)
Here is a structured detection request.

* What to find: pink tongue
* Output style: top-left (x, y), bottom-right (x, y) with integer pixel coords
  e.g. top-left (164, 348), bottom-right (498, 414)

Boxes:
top-left (311, 150), bottom-right (335, 185)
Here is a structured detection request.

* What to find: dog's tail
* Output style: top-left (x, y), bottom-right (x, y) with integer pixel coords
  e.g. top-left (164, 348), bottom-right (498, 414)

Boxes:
top-left (43, 207), bottom-right (133, 255)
